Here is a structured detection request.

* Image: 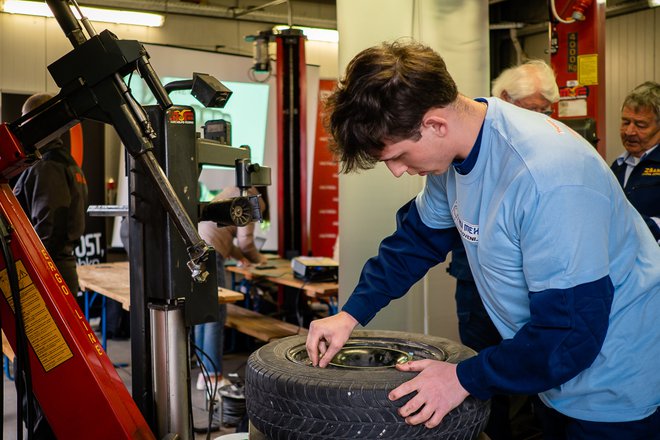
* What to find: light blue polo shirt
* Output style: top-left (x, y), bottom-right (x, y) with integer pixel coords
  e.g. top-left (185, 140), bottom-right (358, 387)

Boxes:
top-left (416, 97), bottom-right (660, 422)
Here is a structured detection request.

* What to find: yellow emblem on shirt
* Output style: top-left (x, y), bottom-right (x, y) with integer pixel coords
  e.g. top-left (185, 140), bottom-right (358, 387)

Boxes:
top-left (641, 167), bottom-right (660, 176)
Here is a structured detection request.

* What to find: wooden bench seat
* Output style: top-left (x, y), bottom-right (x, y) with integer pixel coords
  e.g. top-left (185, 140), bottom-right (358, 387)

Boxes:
top-left (3, 331), bottom-right (15, 380)
top-left (2, 332), bottom-right (14, 360)
top-left (225, 303), bottom-right (306, 342)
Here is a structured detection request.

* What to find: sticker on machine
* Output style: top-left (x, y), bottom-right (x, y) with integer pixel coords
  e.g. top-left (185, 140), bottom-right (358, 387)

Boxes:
top-left (0, 260), bottom-right (73, 372)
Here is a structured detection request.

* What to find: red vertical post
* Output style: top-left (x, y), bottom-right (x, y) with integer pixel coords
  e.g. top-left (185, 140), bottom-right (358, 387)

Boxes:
top-left (310, 80), bottom-right (339, 258)
top-left (550, 0), bottom-right (607, 157)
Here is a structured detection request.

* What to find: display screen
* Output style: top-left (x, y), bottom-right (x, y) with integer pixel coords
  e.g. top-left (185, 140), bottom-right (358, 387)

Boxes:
top-left (127, 75), bottom-right (269, 166)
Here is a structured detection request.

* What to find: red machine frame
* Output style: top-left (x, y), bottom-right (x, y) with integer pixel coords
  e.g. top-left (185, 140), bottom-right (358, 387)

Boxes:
top-left (0, 177), bottom-right (154, 438)
top-left (0, 1), bottom-right (215, 438)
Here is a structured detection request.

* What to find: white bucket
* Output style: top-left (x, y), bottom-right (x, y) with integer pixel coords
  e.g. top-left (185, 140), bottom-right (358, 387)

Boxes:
top-left (213, 433), bottom-right (249, 440)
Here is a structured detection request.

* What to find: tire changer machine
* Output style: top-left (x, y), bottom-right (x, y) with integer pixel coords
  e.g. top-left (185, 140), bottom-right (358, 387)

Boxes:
top-left (0, 1), bottom-right (269, 438)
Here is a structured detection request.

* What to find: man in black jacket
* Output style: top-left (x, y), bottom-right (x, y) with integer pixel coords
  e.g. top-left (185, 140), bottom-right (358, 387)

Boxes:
top-left (611, 81), bottom-right (660, 243)
top-left (13, 93), bottom-right (89, 293)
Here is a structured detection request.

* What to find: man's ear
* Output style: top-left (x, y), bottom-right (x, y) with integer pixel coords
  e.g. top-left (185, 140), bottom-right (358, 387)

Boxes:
top-left (500, 90), bottom-right (511, 102)
top-left (422, 114), bottom-right (448, 138)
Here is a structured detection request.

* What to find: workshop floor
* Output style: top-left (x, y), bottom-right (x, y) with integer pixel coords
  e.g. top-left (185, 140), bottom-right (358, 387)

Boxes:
top-left (2, 335), bottom-right (252, 439)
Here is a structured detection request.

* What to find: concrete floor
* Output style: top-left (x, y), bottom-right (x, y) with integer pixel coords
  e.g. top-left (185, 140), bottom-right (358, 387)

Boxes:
top-left (2, 335), bottom-right (251, 439)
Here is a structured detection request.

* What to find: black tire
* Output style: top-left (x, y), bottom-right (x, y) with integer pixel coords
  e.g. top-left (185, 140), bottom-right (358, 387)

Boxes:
top-left (245, 330), bottom-right (490, 439)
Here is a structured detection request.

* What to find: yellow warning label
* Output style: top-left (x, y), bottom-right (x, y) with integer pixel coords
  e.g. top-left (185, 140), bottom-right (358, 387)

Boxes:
top-left (0, 260), bottom-right (73, 372)
top-left (578, 54), bottom-right (598, 86)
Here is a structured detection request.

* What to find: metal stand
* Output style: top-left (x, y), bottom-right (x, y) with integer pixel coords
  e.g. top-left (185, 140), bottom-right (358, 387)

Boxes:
top-left (150, 301), bottom-right (191, 440)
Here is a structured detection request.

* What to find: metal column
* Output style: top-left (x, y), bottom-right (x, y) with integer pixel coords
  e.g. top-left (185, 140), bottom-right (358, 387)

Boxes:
top-left (276, 29), bottom-right (309, 259)
top-left (150, 302), bottom-right (191, 439)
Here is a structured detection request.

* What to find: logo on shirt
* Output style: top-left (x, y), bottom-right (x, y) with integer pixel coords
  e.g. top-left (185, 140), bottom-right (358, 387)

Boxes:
top-left (451, 201), bottom-right (479, 243)
top-left (544, 118), bottom-right (564, 134)
top-left (641, 167), bottom-right (660, 176)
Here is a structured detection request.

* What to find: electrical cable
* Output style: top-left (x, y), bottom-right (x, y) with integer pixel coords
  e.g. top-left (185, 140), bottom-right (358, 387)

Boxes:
top-left (247, 64), bottom-right (273, 83)
top-left (194, 342), bottom-right (217, 434)
top-left (191, 341), bottom-right (220, 439)
top-left (194, 347), bottom-right (217, 438)
top-left (0, 213), bottom-right (34, 440)
top-left (550, 0), bottom-right (576, 24)
top-left (191, 320), bottom-right (249, 429)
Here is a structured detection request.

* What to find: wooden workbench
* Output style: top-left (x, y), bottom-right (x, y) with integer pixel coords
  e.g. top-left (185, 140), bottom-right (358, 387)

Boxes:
top-left (76, 261), bottom-right (244, 309)
top-left (76, 261), bottom-right (302, 343)
top-left (225, 304), bottom-right (306, 342)
top-left (225, 257), bottom-right (338, 299)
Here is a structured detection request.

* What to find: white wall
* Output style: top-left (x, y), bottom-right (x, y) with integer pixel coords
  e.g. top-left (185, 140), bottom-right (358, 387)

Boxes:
top-left (336, 0), bottom-right (489, 340)
top-left (604, 8), bottom-right (660, 165)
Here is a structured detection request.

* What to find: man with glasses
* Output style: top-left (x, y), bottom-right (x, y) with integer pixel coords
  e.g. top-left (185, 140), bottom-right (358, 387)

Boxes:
top-left (492, 60), bottom-right (559, 115)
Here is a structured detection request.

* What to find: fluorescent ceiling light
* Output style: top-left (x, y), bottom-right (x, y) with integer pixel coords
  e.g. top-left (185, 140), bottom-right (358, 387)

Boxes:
top-left (2, 0), bottom-right (165, 27)
top-left (273, 25), bottom-right (338, 43)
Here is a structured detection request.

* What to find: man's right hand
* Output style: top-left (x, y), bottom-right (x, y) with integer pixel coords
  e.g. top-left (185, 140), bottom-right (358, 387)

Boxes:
top-left (305, 311), bottom-right (358, 368)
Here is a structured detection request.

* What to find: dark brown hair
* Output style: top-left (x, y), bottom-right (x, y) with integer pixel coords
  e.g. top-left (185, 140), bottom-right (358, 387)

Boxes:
top-left (325, 40), bottom-right (458, 173)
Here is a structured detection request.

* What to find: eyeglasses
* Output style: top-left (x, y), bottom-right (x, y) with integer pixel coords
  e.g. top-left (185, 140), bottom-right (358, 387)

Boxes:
top-left (510, 97), bottom-right (554, 116)
top-left (519, 104), bottom-right (553, 115)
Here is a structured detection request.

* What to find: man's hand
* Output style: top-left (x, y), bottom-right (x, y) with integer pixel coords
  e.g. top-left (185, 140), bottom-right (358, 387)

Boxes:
top-left (235, 258), bottom-right (250, 267)
top-left (389, 360), bottom-right (469, 428)
top-left (305, 311), bottom-right (358, 368)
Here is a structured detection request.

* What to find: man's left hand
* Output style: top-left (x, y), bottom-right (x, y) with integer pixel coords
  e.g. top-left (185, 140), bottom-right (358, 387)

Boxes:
top-left (389, 360), bottom-right (469, 428)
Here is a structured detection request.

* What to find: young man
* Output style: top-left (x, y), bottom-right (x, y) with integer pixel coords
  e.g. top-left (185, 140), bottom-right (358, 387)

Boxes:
top-left (305, 41), bottom-right (660, 439)
top-left (611, 81), bottom-right (660, 242)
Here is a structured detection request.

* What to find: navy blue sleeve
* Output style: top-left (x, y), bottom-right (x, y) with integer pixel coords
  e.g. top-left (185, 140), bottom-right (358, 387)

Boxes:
top-left (641, 214), bottom-right (660, 241)
top-left (457, 276), bottom-right (614, 399)
top-left (342, 199), bottom-right (460, 325)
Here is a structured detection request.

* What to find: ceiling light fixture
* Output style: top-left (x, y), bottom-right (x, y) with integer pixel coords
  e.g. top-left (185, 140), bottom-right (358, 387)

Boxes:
top-left (2, 0), bottom-right (165, 27)
top-left (273, 25), bottom-right (338, 43)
